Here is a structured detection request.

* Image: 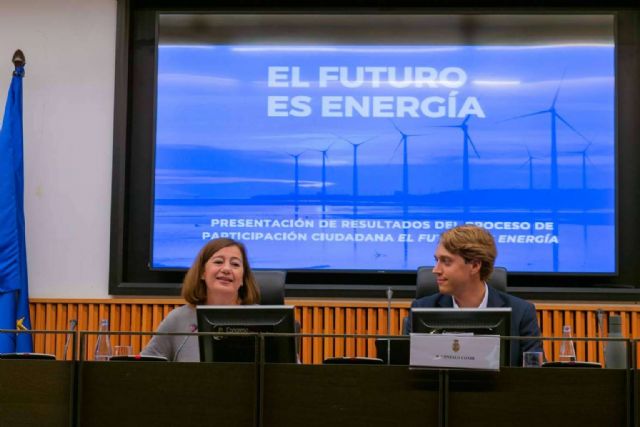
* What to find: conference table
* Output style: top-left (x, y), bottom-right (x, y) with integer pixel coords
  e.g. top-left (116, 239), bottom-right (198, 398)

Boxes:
top-left (0, 359), bottom-right (633, 427)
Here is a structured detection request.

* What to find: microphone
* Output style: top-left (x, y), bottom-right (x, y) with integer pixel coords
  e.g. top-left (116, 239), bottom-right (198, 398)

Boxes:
top-left (596, 309), bottom-right (605, 356)
top-left (174, 324), bottom-right (197, 361)
top-left (386, 287), bottom-right (393, 365)
top-left (63, 319), bottom-right (77, 360)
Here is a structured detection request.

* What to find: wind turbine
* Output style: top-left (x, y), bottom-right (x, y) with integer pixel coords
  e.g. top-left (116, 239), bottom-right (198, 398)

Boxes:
top-left (311, 144), bottom-right (334, 215)
top-left (502, 77), bottom-right (590, 192)
top-left (387, 121), bottom-right (429, 264)
top-left (519, 146), bottom-right (542, 190)
top-left (564, 142), bottom-right (593, 190)
top-left (564, 142), bottom-right (595, 266)
top-left (501, 75), bottom-right (591, 273)
top-left (316, 145), bottom-right (332, 199)
top-left (389, 121), bottom-right (429, 198)
top-left (286, 151), bottom-right (306, 200)
top-left (432, 115), bottom-right (480, 194)
top-left (335, 135), bottom-right (375, 199)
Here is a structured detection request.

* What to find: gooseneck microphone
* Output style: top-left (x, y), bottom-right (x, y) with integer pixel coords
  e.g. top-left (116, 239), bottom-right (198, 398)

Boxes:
top-left (174, 324), bottom-right (197, 361)
top-left (596, 309), bottom-right (604, 339)
top-left (63, 319), bottom-right (77, 360)
top-left (386, 287), bottom-right (393, 365)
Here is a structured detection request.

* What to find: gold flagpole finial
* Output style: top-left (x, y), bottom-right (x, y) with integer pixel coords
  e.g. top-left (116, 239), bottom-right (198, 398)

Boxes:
top-left (12, 49), bottom-right (25, 68)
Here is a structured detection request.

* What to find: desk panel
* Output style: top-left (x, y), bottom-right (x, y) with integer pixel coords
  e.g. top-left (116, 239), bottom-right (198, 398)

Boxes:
top-left (0, 360), bottom-right (73, 427)
top-left (448, 368), bottom-right (628, 427)
top-left (262, 365), bottom-right (440, 427)
top-left (1, 360), bottom-right (633, 427)
top-left (77, 362), bottom-right (257, 427)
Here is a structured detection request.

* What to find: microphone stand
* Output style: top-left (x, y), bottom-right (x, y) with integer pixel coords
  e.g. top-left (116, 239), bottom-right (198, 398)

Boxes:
top-left (596, 309), bottom-right (605, 357)
top-left (63, 319), bottom-right (77, 360)
top-left (386, 287), bottom-right (393, 365)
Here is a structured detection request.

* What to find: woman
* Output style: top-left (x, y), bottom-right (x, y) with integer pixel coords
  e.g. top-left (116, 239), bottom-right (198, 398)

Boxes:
top-left (142, 238), bottom-right (260, 361)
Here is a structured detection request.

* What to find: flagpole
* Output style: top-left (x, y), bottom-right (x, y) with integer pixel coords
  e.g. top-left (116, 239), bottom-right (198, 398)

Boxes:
top-left (0, 48), bottom-right (32, 353)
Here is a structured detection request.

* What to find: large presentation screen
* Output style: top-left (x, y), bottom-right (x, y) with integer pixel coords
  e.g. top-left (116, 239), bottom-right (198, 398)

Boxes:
top-left (151, 14), bottom-right (615, 274)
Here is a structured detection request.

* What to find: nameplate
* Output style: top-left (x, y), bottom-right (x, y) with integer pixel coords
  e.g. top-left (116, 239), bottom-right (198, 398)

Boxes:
top-left (409, 333), bottom-right (501, 370)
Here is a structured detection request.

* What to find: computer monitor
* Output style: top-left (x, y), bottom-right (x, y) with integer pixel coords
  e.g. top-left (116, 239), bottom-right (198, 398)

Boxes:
top-left (196, 305), bottom-right (297, 363)
top-left (411, 308), bottom-right (512, 366)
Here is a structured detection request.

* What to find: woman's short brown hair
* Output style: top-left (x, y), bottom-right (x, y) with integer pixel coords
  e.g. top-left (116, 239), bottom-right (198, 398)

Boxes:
top-left (181, 238), bottom-right (260, 305)
top-left (439, 225), bottom-right (497, 282)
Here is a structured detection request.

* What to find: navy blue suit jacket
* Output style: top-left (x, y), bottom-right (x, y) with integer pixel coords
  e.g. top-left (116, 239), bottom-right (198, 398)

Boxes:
top-left (407, 287), bottom-right (543, 367)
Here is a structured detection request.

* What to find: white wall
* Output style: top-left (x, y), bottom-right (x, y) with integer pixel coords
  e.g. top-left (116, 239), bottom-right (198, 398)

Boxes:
top-left (0, 0), bottom-right (116, 298)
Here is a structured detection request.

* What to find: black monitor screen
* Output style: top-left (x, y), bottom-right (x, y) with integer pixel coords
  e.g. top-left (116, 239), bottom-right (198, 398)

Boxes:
top-left (196, 305), bottom-right (296, 363)
top-left (411, 307), bottom-right (511, 366)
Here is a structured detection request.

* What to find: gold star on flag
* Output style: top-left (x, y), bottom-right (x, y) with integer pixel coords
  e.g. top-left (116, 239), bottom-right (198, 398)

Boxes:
top-left (16, 317), bottom-right (28, 331)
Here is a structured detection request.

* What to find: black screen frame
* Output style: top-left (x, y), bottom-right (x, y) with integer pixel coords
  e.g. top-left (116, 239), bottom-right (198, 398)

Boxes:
top-left (110, 1), bottom-right (640, 299)
top-left (411, 307), bottom-right (512, 366)
top-left (196, 305), bottom-right (297, 363)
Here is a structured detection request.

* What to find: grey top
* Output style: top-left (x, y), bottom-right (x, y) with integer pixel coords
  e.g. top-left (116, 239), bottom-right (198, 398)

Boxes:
top-left (141, 304), bottom-right (199, 362)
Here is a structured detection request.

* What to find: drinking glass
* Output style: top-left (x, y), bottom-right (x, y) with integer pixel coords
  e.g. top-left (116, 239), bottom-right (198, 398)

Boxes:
top-left (522, 351), bottom-right (544, 367)
top-left (112, 345), bottom-right (133, 357)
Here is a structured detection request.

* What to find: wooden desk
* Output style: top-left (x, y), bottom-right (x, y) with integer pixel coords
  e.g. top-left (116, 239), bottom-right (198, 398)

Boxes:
top-left (262, 365), bottom-right (440, 427)
top-left (448, 368), bottom-right (629, 427)
top-left (77, 362), bottom-right (257, 427)
top-left (0, 360), bottom-right (74, 427)
top-left (0, 361), bottom-right (633, 427)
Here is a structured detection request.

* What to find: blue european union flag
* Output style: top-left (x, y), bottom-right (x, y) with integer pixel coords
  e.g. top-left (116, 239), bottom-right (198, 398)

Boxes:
top-left (0, 51), bottom-right (33, 353)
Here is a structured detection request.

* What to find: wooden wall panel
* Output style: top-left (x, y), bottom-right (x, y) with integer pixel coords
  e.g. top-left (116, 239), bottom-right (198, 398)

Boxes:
top-left (27, 298), bottom-right (640, 365)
